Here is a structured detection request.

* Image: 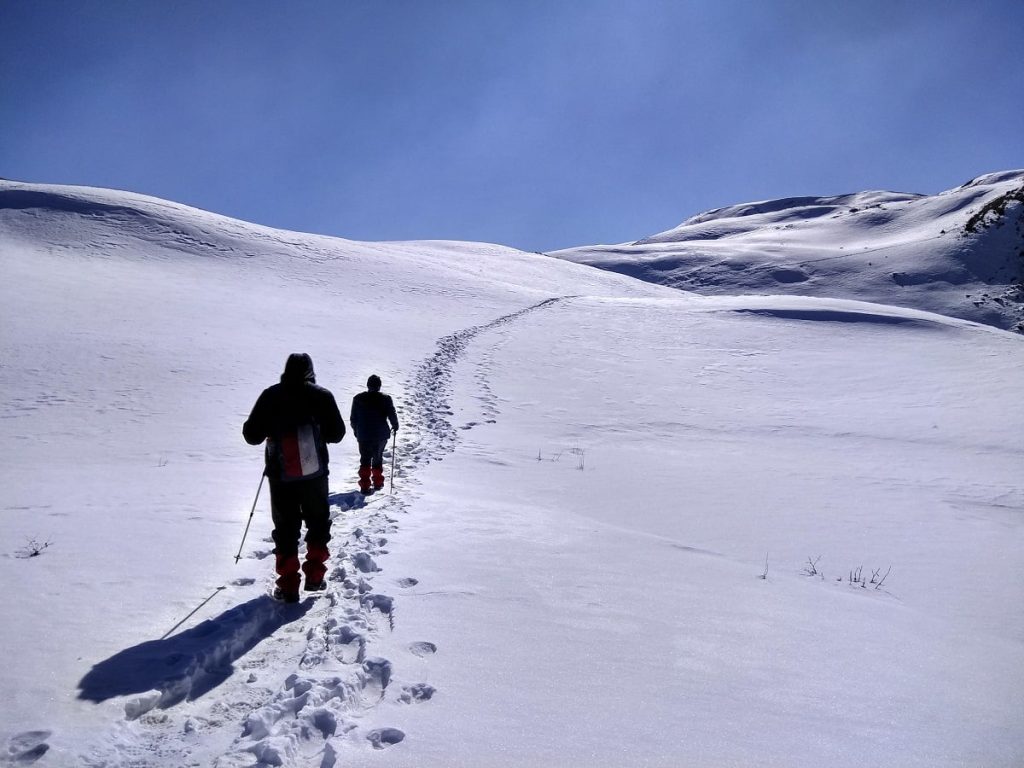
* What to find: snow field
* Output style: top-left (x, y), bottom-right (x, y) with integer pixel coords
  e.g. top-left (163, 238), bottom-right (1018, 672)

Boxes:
top-left (0, 184), bottom-right (674, 764)
top-left (377, 295), bottom-right (1024, 766)
top-left (1, 180), bottom-right (1022, 765)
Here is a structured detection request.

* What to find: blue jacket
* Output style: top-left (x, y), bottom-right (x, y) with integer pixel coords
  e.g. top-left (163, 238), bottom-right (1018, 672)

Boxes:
top-left (350, 390), bottom-right (399, 445)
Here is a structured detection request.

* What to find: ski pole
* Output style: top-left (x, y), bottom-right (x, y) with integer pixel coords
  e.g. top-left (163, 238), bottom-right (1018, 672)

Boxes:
top-left (390, 432), bottom-right (397, 494)
top-left (234, 471), bottom-right (265, 564)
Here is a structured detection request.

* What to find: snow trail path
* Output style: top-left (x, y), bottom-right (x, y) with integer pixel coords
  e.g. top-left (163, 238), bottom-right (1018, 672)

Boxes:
top-left (77, 297), bottom-right (569, 767)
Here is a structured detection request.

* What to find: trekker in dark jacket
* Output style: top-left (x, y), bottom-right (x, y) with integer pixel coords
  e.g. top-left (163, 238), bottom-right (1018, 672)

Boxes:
top-left (243, 353), bottom-right (345, 602)
top-left (350, 374), bottom-right (399, 494)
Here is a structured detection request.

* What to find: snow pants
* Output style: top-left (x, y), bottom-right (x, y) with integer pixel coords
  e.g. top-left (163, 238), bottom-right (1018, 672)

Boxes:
top-left (357, 439), bottom-right (389, 492)
top-left (269, 475), bottom-right (331, 595)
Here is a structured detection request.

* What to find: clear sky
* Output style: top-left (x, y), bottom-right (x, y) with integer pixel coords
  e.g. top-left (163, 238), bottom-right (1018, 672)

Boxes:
top-left (2, 0), bottom-right (1022, 252)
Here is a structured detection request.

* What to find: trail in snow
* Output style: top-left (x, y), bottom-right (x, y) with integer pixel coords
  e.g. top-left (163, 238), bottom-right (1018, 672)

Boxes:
top-left (76, 297), bottom-right (568, 767)
top-left (402, 296), bottom-right (570, 462)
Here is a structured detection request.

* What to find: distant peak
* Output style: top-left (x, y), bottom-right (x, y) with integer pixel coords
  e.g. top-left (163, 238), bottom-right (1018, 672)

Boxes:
top-left (632, 171), bottom-right (1024, 247)
top-left (956, 170), bottom-right (1024, 189)
top-left (679, 190), bottom-right (920, 228)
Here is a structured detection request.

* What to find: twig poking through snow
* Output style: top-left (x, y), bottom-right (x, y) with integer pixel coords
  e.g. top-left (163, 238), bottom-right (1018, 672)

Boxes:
top-left (803, 556), bottom-right (822, 577)
top-left (15, 538), bottom-right (51, 559)
top-left (872, 565), bottom-right (892, 590)
top-left (569, 445), bottom-right (586, 471)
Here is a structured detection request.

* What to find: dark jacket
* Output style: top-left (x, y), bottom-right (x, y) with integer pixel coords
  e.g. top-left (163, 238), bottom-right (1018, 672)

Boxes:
top-left (350, 390), bottom-right (399, 445)
top-left (243, 354), bottom-right (345, 479)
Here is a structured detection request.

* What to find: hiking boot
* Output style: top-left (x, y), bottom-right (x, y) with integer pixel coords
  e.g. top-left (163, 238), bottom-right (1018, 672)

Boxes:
top-left (304, 579), bottom-right (328, 593)
top-left (272, 587), bottom-right (300, 603)
top-left (358, 465), bottom-right (372, 494)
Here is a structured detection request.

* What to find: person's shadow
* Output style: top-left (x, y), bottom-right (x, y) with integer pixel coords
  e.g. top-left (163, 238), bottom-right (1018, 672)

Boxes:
top-left (329, 490), bottom-right (370, 512)
top-left (78, 595), bottom-right (310, 714)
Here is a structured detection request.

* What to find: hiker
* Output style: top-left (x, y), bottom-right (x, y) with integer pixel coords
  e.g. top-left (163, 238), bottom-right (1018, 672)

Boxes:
top-left (350, 374), bottom-right (400, 494)
top-left (243, 353), bottom-right (345, 602)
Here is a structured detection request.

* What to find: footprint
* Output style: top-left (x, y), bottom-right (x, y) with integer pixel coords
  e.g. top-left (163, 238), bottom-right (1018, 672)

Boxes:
top-left (366, 727), bottom-right (405, 749)
top-left (397, 577), bottom-right (418, 588)
top-left (398, 683), bottom-right (436, 704)
top-left (321, 742), bottom-right (339, 768)
top-left (310, 708), bottom-right (337, 739)
top-left (408, 641), bottom-right (437, 658)
top-left (352, 553), bottom-right (378, 573)
top-left (230, 577), bottom-right (256, 586)
top-left (5, 731), bottom-right (51, 763)
top-left (359, 658), bottom-right (392, 707)
top-left (361, 593), bottom-right (393, 619)
top-left (328, 623), bottom-right (366, 664)
top-left (362, 657), bottom-right (392, 690)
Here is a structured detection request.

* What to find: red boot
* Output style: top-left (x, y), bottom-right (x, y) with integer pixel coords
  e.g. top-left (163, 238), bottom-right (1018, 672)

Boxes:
top-left (371, 467), bottom-right (385, 490)
top-left (303, 542), bottom-right (329, 590)
top-left (358, 465), bottom-right (372, 494)
top-left (274, 553), bottom-right (301, 602)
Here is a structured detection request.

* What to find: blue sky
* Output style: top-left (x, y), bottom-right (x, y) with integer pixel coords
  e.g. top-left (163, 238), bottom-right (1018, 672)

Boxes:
top-left (2, 0), bottom-right (1022, 252)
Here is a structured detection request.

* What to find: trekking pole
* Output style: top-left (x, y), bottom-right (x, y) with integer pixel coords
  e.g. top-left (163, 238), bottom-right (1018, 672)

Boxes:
top-left (234, 471), bottom-right (265, 564)
top-left (390, 432), bottom-right (397, 494)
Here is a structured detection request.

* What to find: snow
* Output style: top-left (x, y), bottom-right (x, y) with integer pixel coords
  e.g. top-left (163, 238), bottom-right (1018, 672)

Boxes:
top-left (553, 170), bottom-right (1024, 334)
top-left (1, 179), bottom-right (1022, 766)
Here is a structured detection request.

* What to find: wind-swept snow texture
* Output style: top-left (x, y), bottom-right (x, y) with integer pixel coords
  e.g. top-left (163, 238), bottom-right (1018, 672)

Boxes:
top-left (1, 180), bottom-right (1022, 767)
top-left (555, 170), bottom-right (1024, 333)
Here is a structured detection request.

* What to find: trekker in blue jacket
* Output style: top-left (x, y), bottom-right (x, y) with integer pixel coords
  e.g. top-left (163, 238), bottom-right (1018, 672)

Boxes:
top-left (350, 374), bottom-right (399, 494)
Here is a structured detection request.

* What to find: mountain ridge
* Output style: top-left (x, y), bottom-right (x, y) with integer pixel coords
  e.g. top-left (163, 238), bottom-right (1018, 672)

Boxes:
top-left (3, 172), bottom-right (1021, 332)
top-left (554, 170), bottom-right (1024, 333)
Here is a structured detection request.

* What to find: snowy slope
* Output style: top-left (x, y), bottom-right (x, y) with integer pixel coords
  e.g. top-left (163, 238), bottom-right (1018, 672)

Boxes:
top-left (1, 181), bottom-right (1022, 767)
top-left (554, 171), bottom-right (1024, 333)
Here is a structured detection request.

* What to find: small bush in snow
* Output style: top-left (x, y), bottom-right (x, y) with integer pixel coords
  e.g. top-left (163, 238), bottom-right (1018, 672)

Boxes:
top-left (803, 556), bottom-right (824, 579)
top-left (16, 538), bottom-right (52, 559)
top-left (801, 557), bottom-right (892, 590)
top-left (568, 446), bottom-right (586, 471)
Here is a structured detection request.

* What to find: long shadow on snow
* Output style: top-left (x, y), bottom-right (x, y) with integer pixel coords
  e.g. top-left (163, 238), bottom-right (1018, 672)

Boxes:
top-left (78, 595), bottom-right (310, 709)
top-left (731, 307), bottom-right (941, 327)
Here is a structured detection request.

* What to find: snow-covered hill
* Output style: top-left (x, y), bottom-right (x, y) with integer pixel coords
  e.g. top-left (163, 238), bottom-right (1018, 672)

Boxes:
top-left (554, 171), bottom-right (1024, 333)
top-left (1, 181), bottom-right (1022, 767)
